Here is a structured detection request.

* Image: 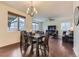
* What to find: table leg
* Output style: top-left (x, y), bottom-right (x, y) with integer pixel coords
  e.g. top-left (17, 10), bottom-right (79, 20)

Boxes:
top-left (36, 39), bottom-right (39, 57)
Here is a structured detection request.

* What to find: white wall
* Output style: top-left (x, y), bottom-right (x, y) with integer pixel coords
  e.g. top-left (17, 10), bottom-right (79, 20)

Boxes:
top-left (56, 16), bottom-right (73, 37)
top-left (42, 16), bottom-right (73, 38)
top-left (73, 1), bottom-right (79, 56)
top-left (0, 3), bottom-right (32, 47)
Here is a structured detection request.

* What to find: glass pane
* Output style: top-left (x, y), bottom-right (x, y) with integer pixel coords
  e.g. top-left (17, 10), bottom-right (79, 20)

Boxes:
top-left (32, 22), bottom-right (39, 32)
top-left (36, 23), bottom-right (39, 31)
top-left (8, 14), bottom-right (18, 32)
top-left (32, 23), bottom-right (36, 32)
top-left (61, 22), bottom-right (70, 31)
top-left (8, 12), bottom-right (26, 32)
top-left (18, 17), bottom-right (25, 31)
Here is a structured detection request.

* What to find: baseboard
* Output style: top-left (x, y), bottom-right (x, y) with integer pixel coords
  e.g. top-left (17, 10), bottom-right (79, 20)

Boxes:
top-left (0, 42), bottom-right (20, 48)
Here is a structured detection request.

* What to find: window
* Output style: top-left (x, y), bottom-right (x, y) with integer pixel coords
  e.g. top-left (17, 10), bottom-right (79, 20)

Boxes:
top-left (61, 22), bottom-right (70, 31)
top-left (32, 22), bottom-right (39, 32)
top-left (35, 23), bottom-right (39, 31)
top-left (18, 17), bottom-right (25, 31)
top-left (8, 12), bottom-right (26, 32)
top-left (32, 23), bottom-right (36, 31)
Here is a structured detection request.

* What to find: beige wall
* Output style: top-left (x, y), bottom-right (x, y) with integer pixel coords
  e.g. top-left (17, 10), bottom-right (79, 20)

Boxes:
top-left (0, 3), bottom-right (32, 47)
top-left (26, 15), bottom-right (32, 32)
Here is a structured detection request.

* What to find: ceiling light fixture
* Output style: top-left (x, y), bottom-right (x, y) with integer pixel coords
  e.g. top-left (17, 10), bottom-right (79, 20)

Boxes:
top-left (26, 1), bottom-right (38, 17)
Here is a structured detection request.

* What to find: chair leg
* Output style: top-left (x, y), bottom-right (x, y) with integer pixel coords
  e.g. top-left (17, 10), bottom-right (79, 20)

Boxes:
top-left (30, 44), bottom-right (34, 54)
top-left (39, 45), bottom-right (44, 56)
top-left (44, 45), bottom-right (46, 56)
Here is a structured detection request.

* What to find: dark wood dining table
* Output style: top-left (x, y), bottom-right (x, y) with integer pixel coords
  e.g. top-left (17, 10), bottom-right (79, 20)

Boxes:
top-left (33, 34), bottom-right (45, 57)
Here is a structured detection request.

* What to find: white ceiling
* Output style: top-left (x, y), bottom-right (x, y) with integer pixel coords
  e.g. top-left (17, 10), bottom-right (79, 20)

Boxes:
top-left (0, 1), bottom-right (73, 21)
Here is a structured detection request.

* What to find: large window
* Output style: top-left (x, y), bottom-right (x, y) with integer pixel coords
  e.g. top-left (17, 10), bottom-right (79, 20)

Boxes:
top-left (8, 12), bottom-right (26, 32)
top-left (61, 22), bottom-right (70, 31)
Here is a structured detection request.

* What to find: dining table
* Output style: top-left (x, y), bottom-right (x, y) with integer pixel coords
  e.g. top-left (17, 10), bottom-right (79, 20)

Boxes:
top-left (33, 33), bottom-right (45, 57)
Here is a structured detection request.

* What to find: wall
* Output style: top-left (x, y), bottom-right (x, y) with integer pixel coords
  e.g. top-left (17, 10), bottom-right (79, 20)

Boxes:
top-left (55, 16), bottom-right (73, 37)
top-left (26, 15), bottom-right (32, 32)
top-left (73, 1), bottom-right (79, 56)
top-left (0, 3), bottom-right (32, 47)
top-left (42, 16), bottom-right (73, 38)
top-left (43, 19), bottom-right (57, 32)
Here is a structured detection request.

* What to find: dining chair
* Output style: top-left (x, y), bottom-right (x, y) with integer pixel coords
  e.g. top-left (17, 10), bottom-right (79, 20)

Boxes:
top-left (20, 31), bottom-right (30, 56)
top-left (39, 34), bottom-right (49, 57)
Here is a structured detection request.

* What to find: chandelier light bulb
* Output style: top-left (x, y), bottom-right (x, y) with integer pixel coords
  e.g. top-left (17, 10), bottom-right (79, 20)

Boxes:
top-left (36, 10), bottom-right (38, 14)
top-left (34, 7), bottom-right (36, 12)
top-left (27, 8), bottom-right (30, 14)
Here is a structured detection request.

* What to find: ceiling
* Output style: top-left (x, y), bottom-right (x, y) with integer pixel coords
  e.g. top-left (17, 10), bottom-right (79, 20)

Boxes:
top-left (0, 1), bottom-right (73, 21)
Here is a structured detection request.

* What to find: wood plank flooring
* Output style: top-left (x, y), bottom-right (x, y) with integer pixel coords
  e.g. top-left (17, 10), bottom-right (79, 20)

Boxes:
top-left (0, 37), bottom-right (76, 57)
top-left (49, 37), bottom-right (75, 57)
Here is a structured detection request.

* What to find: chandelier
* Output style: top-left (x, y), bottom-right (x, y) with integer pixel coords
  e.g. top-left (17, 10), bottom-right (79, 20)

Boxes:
top-left (26, 1), bottom-right (38, 17)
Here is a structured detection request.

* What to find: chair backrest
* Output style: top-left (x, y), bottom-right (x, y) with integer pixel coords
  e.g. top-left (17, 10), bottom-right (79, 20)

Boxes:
top-left (20, 31), bottom-right (28, 43)
top-left (27, 32), bottom-right (35, 44)
top-left (63, 31), bottom-right (66, 35)
top-left (41, 33), bottom-right (49, 46)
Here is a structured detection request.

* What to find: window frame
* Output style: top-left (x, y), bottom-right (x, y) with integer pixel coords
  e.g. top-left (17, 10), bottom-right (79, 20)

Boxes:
top-left (8, 12), bottom-right (26, 32)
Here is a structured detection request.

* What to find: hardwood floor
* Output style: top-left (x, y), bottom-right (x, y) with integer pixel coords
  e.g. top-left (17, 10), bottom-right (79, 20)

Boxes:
top-left (0, 37), bottom-right (76, 57)
top-left (0, 43), bottom-right (21, 57)
top-left (49, 37), bottom-right (75, 57)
